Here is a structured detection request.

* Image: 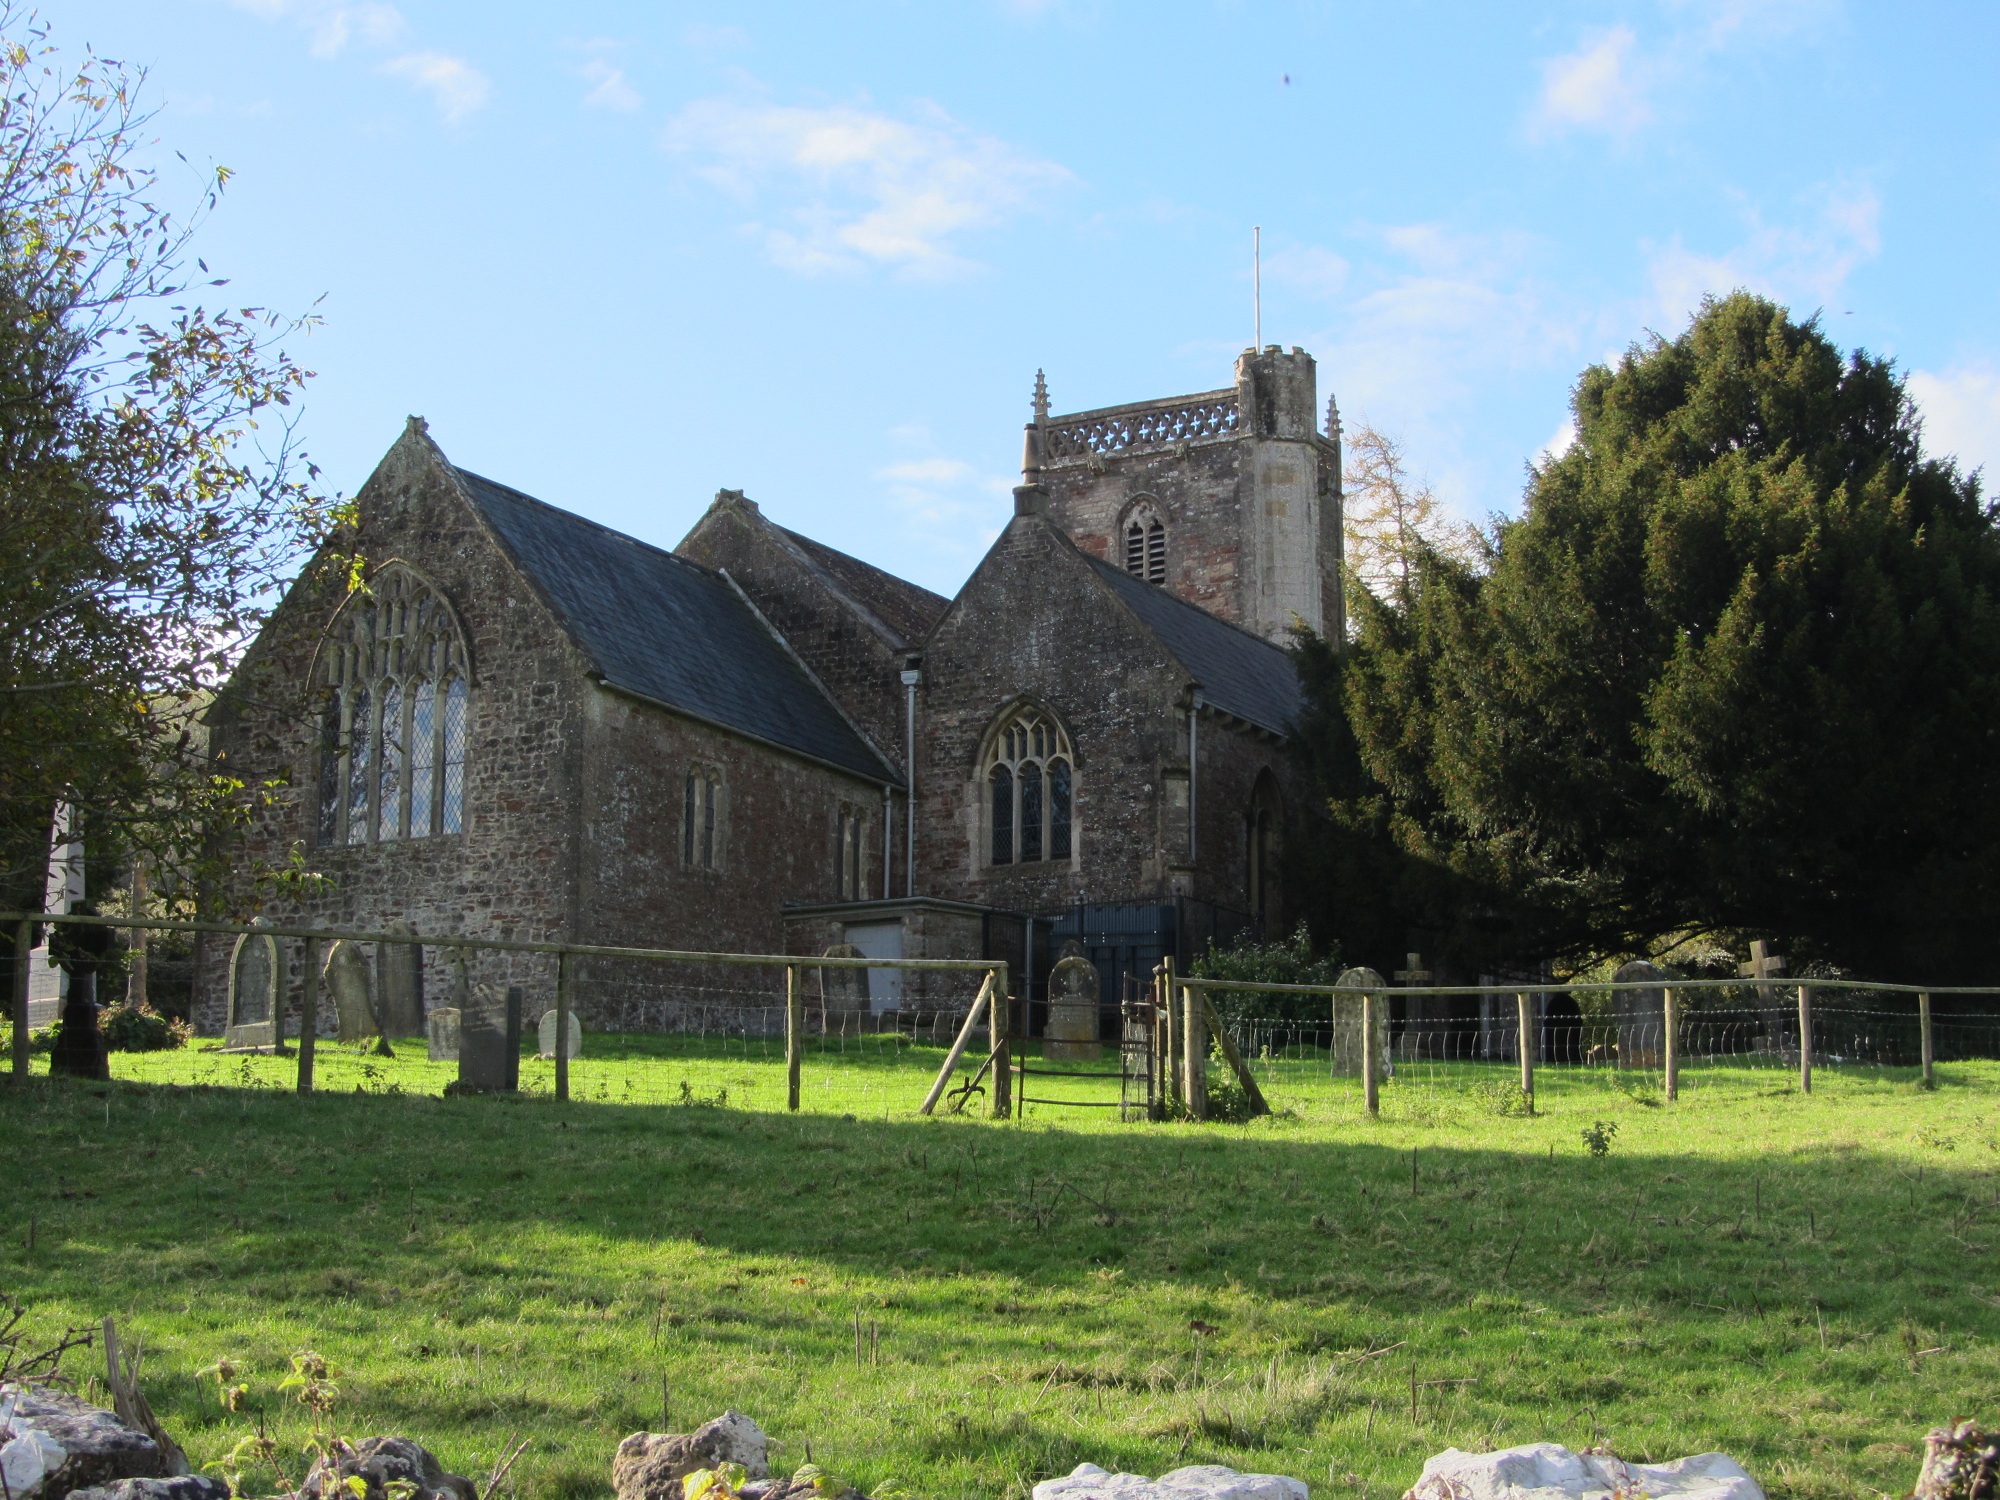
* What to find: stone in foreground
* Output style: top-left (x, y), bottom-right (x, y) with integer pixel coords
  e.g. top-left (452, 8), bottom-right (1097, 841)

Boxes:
top-left (0, 1385), bottom-right (170, 1500)
top-left (1403, 1445), bottom-right (1763, 1500)
top-left (1034, 1463), bottom-right (1308, 1500)
top-left (301, 1436), bottom-right (476, 1500)
top-left (614, 1412), bottom-right (771, 1500)
top-left (67, 1479), bottom-right (230, 1500)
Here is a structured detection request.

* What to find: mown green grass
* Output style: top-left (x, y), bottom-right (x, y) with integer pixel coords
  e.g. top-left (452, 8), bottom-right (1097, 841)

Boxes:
top-left (1, 1039), bottom-right (1996, 1500)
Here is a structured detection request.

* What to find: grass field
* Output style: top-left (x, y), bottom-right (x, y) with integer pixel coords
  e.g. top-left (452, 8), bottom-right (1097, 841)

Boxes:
top-left (2, 1037), bottom-right (1996, 1500)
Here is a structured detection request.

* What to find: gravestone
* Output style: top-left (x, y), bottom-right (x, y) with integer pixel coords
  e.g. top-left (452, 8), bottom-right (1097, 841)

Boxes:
top-left (1044, 939), bottom-right (1101, 1061)
top-left (324, 941), bottom-right (378, 1043)
top-left (224, 927), bottom-right (282, 1051)
top-left (455, 985), bottom-right (510, 1093)
top-left (426, 1006), bottom-right (461, 1062)
top-left (538, 1008), bottom-right (583, 1060)
top-left (817, 944), bottom-right (869, 1017)
top-left (376, 920), bottom-right (424, 1037)
top-left (1332, 967), bottom-right (1394, 1080)
top-left (1612, 960), bottom-right (1669, 1069)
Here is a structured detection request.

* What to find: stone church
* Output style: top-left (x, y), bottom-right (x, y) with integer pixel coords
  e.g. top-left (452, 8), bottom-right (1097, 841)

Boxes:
top-left (197, 346), bottom-right (1342, 1030)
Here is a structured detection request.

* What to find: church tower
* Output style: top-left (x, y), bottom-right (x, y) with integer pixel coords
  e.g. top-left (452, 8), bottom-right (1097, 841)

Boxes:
top-left (1027, 347), bottom-right (1344, 644)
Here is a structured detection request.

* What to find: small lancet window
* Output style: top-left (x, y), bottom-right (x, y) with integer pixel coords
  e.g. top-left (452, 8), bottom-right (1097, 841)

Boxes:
top-left (684, 766), bottom-right (722, 871)
top-left (1123, 504), bottom-right (1167, 585)
top-left (981, 707), bottom-right (1073, 869)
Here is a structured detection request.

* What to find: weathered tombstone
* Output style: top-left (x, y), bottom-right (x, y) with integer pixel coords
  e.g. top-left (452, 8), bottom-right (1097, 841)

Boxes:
top-left (376, 920), bottom-right (424, 1037)
top-left (324, 941), bottom-right (378, 1043)
top-left (538, 1008), bottom-right (582, 1060)
top-left (224, 926), bottom-right (282, 1051)
top-left (455, 984), bottom-right (509, 1093)
top-left (817, 944), bottom-right (869, 1024)
top-left (1044, 939), bottom-right (1101, 1061)
top-left (1332, 967), bottom-right (1393, 1080)
top-left (1612, 960), bottom-right (1669, 1068)
top-left (47, 910), bottom-right (113, 1080)
top-left (426, 1006), bottom-right (462, 1062)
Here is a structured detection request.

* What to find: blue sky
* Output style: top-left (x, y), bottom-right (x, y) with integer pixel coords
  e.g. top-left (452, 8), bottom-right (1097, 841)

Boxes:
top-left (73, 0), bottom-right (2000, 596)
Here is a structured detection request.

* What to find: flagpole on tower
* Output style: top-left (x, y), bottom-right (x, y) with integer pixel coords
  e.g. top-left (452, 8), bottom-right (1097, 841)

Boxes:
top-left (1253, 225), bottom-right (1261, 350)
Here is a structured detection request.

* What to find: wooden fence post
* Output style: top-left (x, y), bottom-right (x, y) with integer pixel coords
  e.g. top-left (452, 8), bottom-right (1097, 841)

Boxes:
top-left (297, 938), bottom-right (320, 1094)
top-left (1201, 992), bottom-right (1268, 1116)
top-left (555, 948), bottom-right (573, 1102)
top-left (1182, 982), bottom-right (1207, 1121)
top-left (1919, 991), bottom-right (1934, 1088)
top-left (988, 967), bottom-right (1011, 1120)
top-left (1663, 986), bottom-right (1678, 1102)
top-left (1161, 956), bottom-right (1179, 1110)
top-left (1361, 991), bottom-right (1379, 1117)
top-left (1797, 983), bottom-right (1813, 1095)
top-left (10, 918), bottom-right (29, 1083)
top-left (1517, 993), bottom-right (1534, 1113)
top-left (786, 964), bottom-right (802, 1111)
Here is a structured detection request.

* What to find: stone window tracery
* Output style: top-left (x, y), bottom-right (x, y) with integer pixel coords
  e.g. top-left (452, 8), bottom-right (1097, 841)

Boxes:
top-left (315, 565), bottom-right (469, 846)
top-left (1123, 501), bottom-right (1167, 586)
top-left (983, 708), bottom-right (1073, 868)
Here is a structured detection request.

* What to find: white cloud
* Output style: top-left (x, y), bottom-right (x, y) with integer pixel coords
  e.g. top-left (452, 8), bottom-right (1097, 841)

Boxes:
top-left (1644, 182), bottom-right (1880, 327)
top-left (381, 51), bottom-right (491, 123)
top-left (1909, 365), bottom-right (2000, 481)
top-left (872, 449), bottom-right (1011, 568)
top-left (221, 0), bottom-right (406, 57)
top-left (1532, 28), bottom-right (1647, 137)
top-left (580, 59), bottom-right (642, 113)
top-left (1265, 244), bottom-right (1350, 300)
top-left (1537, 418), bottom-right (1579, 465)
top-left (662, 95), bottom-right (1072, 276)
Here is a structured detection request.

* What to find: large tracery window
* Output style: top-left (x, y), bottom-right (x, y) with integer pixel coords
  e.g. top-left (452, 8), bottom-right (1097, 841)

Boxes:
top-left (1123, 501), bottom-right (1166, 586)
top-left (984, 708), bottom-right (1073, 868)
top-left (316, 565), bottom-right (470, 846)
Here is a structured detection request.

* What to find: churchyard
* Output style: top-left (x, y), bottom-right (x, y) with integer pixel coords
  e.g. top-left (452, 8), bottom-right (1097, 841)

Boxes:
top-left (3, 1039), bottom-right (1996, 1500)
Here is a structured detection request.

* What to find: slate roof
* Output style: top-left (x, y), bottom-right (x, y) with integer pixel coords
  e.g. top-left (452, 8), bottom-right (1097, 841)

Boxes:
top-left (456, 469), bottom-right (897, 784)
top-left (778, 525), bottom-right (949, 647)
top-left (1081, 553), bottom-right (1303, 737)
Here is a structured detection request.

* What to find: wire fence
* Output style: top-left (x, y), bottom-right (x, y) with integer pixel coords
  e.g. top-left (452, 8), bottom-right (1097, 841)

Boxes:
top-left (7, 911), bottom-right (1999, 1121)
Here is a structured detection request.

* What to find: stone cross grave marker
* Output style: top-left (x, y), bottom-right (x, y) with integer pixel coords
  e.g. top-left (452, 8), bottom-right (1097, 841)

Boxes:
top-left (426, 1006), bottom-right (461, 1062)
top-left (1044, 939), bottom-right (1102, 1061)
top-left (538, 1008), bottom-right (582, 1061)
top-left (324, 940), bottom-right (379, 1044)
top-left (455, 984), bottom-right (510, 1093)
top-left (1739, 940), bottom-right (1787, 998)
top-left (1392, 951), bottom-right (1433, 1037)
top-left (376, 920), bottom-right (424, 1037)
top-left (224, 928), bottom-right (282, 1051)
top-left (818, 945), bottom-right (869, 1017)
top-left (1332, 967), bottom-right (1393, 1079)
top-left (1611, 960), bottom-right (1668, 1068)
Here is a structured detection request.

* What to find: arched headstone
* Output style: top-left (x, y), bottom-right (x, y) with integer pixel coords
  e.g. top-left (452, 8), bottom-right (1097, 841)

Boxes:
top-left (376, 920), bottom-right (424, 1037)
top-left (1044, 939), bottom-right (1101, 1061)
top-left (324, 940), bottom-right (378, 1043)
top-left (427, 1006), bottom-right (461, 1062)
top-left (1612, 960), bottom-right (1669, 1069)
top-left (537, 1008), bottom-right (583, 1060)
top-left (1333, 967), bottom-right (1393, 1080)
top-left (818, 945), bottom-right (869, 1015)
top-left (224, 926), bottom-right (281, 1051)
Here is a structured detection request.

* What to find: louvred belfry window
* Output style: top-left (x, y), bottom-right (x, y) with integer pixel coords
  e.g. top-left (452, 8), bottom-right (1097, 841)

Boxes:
top-left (1123, 503), bottom-right (1167, 585)
top-left (316, 565), bottom-right (471, 845)
top-left (981, 708), bottom-right (1074, 868)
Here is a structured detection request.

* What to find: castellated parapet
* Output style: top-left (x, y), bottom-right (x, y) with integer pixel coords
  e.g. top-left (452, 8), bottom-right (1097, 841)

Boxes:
top-left (1032, 346), bottom-right (1344, 644)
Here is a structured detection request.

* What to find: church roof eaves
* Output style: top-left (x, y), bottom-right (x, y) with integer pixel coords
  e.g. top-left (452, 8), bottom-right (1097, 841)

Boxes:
top-left (1076, 551), bottom-right (1302, 739)
top-left (452, 467), bottom-right (899, 786)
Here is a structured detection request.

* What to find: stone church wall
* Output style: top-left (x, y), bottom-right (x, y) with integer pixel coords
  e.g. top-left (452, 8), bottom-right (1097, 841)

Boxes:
top-left (914, 511), bottom-right (1194, 912)
top-left (194, 431), bottom-right (586, 1033)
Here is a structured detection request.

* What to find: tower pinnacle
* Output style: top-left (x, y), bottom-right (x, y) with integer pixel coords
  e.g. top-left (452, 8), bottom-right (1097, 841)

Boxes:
top-left (1031, 369), bottom-right (1050, 425)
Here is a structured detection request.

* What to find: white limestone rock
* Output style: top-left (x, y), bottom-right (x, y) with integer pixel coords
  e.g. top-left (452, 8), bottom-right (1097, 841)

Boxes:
top-left (1035, 1463), bottom-right (1309, 1500)
top-left (1404, 1445), bottom-right (1763, 1500)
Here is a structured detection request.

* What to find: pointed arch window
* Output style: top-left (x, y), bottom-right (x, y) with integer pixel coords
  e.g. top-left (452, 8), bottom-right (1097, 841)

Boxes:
top-left (315, 565), bottom-right (470, 845)
top-left (1123, 502), bottom-right (1167, 586)
top-left (982, 708), bottom-right (1074, 868)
